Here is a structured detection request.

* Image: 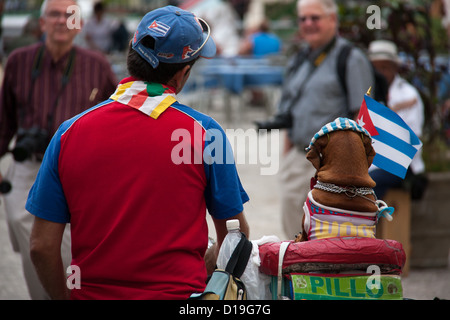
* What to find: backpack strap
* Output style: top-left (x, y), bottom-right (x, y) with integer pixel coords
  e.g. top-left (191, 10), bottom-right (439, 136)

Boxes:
top-left (277, 241), bottom-right (290, 299)
top-left (337, 43), bottom-right (389, 105)
top-left (336, 43), bottom-right (353, 101)
top-left (225, 232), bottom-right (252, 279)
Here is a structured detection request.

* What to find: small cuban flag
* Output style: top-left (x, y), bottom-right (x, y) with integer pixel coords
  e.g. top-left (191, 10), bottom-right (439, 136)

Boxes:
top-left (357, 93), bottom-right (422, 179)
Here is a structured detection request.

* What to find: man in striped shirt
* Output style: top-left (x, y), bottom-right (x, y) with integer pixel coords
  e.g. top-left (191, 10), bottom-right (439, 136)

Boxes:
top-left (0, 0), bottom-right (117, 299)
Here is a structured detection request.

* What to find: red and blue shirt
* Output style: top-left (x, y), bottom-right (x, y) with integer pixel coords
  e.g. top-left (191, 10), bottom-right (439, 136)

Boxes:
top-left (26, 77), bottom-right (249, 299)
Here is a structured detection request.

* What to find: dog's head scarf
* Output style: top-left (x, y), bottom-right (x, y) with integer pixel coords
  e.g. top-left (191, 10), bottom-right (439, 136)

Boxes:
top-left (305, 117), bottom-right (371, 151)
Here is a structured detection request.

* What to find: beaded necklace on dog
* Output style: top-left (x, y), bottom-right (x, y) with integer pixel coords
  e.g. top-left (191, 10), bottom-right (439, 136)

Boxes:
top-left (311, 179), bottom-right (394, 221)
top-left (314, 180), bottom-right (375, 200)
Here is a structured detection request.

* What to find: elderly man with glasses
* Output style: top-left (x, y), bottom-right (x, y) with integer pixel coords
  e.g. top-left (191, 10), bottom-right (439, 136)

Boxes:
top-left (256, 0), bottom-right (375, 239)
top-left (0, 0), bottom-right (117, 299)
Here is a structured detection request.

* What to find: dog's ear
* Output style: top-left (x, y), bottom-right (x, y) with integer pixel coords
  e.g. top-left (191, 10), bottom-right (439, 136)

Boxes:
top-left (364, 135), bottom-right (376, 167)
top-left (306, 135), bottom-right (328, 170)
top-left (306, 147), bottom-right (321, 171)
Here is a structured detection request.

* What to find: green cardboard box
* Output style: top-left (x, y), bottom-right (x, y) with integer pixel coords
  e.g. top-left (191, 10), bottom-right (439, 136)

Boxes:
top-left (289, 273), bottom-right (403, 300)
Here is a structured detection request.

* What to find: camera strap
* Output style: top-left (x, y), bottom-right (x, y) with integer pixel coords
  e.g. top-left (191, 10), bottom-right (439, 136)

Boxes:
top-left (284, 37), bottom-right (337, 114)
top-left (46, 47), bottom-right (76, 130)
top-left (23, 44), bottom-right (76, 132)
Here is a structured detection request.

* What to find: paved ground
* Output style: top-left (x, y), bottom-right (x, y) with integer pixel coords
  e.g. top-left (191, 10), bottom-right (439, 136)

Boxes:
top-left (0, 90), bottom-right (449, 300)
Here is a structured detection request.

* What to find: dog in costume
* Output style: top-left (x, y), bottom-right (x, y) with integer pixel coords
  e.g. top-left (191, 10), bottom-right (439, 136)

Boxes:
top-left (296, 118), bottom-right (393, 242)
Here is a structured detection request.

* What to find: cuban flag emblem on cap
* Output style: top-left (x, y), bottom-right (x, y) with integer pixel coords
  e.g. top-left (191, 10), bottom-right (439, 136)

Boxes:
top-left (149, 20), bottom-right (170, 36)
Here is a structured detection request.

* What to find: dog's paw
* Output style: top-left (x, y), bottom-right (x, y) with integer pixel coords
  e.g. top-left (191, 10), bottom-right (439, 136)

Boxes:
top-left (294, 232), bottom-right (303, 242)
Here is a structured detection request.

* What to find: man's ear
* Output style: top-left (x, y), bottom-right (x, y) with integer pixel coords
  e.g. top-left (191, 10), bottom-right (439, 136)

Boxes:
top-left (170, 65), bottom-right (191, 93)
top-left (182, 65), bottom-right (191, 80)
top-left (39, 16), bottom-right (46, 34)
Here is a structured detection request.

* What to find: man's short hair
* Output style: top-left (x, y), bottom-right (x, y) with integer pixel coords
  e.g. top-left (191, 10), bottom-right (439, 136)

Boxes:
top-left (40, 0), bottom-right (79, 17)
top-left (126, 39), bottom-right (197, 84)
top-left (297, 0), bottom-right (338, 15)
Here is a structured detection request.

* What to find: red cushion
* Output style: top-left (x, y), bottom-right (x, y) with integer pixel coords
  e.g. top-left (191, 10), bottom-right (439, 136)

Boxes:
top-left (259, 237), bottom-right (406, 276)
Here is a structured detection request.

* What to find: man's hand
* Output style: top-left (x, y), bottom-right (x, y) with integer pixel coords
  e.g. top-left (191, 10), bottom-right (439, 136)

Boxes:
top-left (204, 242), bottom-right (218, 275)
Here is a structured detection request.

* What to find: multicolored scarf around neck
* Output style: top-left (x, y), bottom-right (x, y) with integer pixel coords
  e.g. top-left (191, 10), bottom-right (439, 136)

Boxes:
top-left (110, 77), bottom-right (177, 119)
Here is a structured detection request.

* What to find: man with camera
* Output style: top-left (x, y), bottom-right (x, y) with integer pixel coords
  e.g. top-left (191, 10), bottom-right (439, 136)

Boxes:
top-left (0, 0), bottom-right (116, 299)
top-left (256, 0), bottom-right (374, 238)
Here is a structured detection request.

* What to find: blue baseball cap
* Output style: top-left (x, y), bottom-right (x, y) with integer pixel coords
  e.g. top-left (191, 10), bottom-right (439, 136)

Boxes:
top-left (132, 5), bottom-right (216, 68)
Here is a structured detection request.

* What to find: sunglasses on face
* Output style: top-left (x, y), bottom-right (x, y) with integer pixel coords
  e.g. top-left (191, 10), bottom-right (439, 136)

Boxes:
top-left (45, 10), bottom-right (73, 20)
top-left (298, 15), bottom-right (325, 24)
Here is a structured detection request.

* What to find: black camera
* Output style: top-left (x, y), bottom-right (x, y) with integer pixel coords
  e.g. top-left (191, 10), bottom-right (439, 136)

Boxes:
top-left (254, 112), bottom-right (293, 131)
top-left (12, 127), bottom-right (49, 162)
top-left (0, 180), bottom-right (12, 194)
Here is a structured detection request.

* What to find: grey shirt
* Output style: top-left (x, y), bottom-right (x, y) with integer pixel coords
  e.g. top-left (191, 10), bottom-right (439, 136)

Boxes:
top-left (278, 37), bottom-right (374, 148)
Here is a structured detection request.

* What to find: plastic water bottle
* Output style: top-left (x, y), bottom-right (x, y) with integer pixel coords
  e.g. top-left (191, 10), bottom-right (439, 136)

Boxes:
top-left (216, 219), bottom-right (270, 299)
top-left (216, 219), bottom-right (242, 270)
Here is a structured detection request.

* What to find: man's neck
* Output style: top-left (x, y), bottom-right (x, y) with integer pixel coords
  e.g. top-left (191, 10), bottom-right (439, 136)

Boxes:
top-left (45, 41), bottom-right (74, 62)
top-left (308, 36), bottom-right (336, 66)
top-left (310, 35), bottom-right (336, 53)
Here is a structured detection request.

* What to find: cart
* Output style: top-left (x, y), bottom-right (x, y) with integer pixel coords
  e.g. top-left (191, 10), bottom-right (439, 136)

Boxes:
top-left (258, 237), bottom-right (406, 300)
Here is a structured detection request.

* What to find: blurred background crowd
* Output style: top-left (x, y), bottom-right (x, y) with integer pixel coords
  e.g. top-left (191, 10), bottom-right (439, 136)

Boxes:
top-left (1, 0), bottom-right (449, 172)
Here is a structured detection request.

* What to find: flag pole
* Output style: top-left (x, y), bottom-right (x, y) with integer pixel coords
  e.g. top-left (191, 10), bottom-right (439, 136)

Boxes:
top-left (366, 86), bottom-right (372, 96)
